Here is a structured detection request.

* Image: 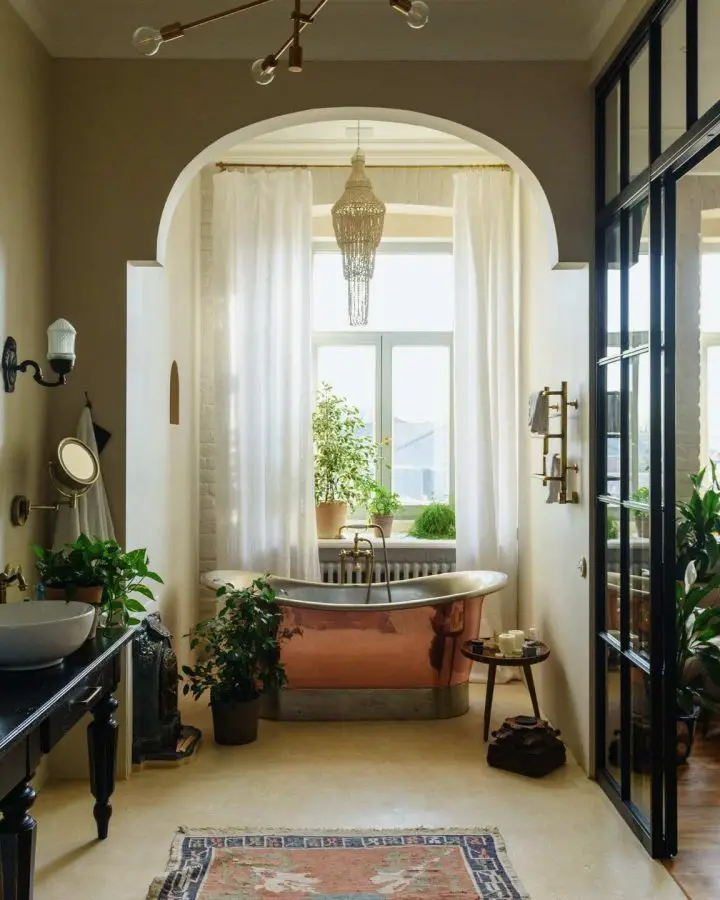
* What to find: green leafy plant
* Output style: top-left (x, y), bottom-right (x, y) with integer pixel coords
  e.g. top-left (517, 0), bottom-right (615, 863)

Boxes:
top-left (607, 515), bottom-right (619, 540)
top-left (33, 535), bottom-right (163, 627)
top-left (676, 562), bottom-right (720, 715)
top-left (182, 578), bottom-right (300, 704)
top-left (312, 383), bottom-right (378, 508)
top-left (409, 503), bottom-right (456, 540)
top-left (367, 482), bottom-right (402, 517)
top-left (676, 462), bottom-right (720, 580)
top-left (631, 486), bottom-right (649, 517)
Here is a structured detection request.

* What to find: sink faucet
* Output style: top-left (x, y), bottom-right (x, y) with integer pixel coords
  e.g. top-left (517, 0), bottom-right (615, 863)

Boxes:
top-left (338, 526), bottom-right (393, 605)
top-left (0, 564), bottom-right (28, 604)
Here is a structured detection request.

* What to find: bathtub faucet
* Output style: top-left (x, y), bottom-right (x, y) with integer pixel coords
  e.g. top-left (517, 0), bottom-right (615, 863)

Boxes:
top-left (338, 526), bottom-right (393, 605)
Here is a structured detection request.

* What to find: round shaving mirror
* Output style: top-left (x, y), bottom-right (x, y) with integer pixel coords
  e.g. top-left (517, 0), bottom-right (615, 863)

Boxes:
top-left (11, 437), bottom-right (100, 527)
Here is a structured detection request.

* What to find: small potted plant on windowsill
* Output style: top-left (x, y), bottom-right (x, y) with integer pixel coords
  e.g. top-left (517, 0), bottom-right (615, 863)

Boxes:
top-left (182, 577), bottom-right (301, 746)
top-left (409, 503), bottom-right (456, 540)
top-left (367, 482), bottom-right (402, 538)
top-left (630, 486), bottom-right (650, 538)
top-left (313, 383), bottom-right (378, 538)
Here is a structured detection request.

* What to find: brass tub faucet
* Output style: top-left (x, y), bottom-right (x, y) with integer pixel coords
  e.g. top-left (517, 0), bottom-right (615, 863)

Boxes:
top-left (338, 525), bottom-right (393, 605)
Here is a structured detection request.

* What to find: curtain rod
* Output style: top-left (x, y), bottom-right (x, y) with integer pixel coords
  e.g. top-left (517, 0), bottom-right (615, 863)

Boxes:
top-left (215, 162), bottom-right (511, 171)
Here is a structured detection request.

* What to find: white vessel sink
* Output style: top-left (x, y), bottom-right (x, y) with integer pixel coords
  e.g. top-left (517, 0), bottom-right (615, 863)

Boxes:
top-left (0, 601), bottom-right (96, 670)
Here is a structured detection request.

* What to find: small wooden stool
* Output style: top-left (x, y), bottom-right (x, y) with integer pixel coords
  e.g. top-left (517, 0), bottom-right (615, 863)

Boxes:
top-left (461, 640), bottom-right (551, 741)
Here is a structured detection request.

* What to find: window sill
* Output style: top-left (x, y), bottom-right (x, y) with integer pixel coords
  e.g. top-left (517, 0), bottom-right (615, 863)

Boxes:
top-left (318, 535), bottom-right (456, 551)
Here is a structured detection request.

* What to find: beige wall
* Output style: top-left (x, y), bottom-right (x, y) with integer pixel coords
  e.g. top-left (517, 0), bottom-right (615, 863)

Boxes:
top-left (518, 183), bottom-right (592, 771)
top-left (50, 60), bottom-right (594, 535)
top-left (0, 0), bottom-right (50, 591)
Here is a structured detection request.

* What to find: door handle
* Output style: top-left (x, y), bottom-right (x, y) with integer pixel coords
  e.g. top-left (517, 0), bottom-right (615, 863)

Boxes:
top-left (71, 685), bottom-right (103, 709)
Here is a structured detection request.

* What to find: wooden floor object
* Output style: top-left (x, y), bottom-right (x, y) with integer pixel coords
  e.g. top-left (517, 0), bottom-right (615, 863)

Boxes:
top-left (665, 723), bottom-right (720, 899)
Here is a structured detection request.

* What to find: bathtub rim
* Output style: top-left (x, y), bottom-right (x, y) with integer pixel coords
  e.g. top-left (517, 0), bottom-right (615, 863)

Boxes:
top-left (200, 569), bottom-right (508, 612)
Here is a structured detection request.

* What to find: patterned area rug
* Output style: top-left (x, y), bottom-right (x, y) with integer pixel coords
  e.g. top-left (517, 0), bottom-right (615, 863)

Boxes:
top-left (146, 828), bottom-right (530, 899)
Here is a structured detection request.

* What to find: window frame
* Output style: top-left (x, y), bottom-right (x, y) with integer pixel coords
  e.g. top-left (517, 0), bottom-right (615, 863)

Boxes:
top-left (700, 331), bottom-right (720, 466)
top-left (313, 331), bottom-right (454, 519)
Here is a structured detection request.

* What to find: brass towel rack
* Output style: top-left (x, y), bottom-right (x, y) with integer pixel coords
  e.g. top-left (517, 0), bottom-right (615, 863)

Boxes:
top-left (532, 381), bottom-right (579, 505)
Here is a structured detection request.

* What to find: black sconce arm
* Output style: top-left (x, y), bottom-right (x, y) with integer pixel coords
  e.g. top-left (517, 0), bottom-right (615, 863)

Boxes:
top-left (16, 359), bottom-right (67, 388)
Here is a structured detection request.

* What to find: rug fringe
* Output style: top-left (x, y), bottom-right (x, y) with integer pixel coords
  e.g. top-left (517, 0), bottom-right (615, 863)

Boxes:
top-left (147, 826), bottom-right (530, 900)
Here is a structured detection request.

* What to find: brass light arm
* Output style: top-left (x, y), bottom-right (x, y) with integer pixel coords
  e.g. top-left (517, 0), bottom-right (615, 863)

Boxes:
top-left (160, 0), bottom-right (278, 43)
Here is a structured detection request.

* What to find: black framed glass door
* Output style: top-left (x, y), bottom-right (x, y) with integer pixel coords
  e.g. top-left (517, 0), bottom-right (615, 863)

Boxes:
top-left (594, 0), bottom-right (720, 859)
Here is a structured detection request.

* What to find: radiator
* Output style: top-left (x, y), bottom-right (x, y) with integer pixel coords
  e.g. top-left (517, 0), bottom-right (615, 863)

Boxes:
top-left (320, 560), bottom-right (455, 584)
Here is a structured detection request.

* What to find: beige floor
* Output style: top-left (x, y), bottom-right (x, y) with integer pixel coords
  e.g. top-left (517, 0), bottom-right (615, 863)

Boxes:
top-left (32, 684), bottom-right (683, 900)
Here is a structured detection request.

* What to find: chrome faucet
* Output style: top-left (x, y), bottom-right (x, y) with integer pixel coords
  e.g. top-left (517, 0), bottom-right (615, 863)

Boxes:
top-left (338, 525), bottom-right (393, 605)
top-left (0, 564), bottom-right (28, 604)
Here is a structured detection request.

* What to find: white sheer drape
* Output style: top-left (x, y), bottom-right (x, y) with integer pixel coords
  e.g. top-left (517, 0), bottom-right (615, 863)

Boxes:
top-left (212, 169), bottom-right (320, 579)
top-left (453, 169), bottom-right (519, 667)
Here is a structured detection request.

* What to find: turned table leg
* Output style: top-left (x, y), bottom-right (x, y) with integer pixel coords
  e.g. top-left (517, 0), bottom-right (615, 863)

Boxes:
top-left (87, 692), bottom-right (119, 840)
top-left (483, 664), bottom-right (497, 742)
top-left (0, 775), bottom-right (37, 900)
top-left (524, 664), bottom-right (542, 720)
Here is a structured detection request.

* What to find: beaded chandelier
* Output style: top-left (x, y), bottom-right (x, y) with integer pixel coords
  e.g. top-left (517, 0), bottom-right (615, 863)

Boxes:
top-left (331, 151), bottom-right (386, 327)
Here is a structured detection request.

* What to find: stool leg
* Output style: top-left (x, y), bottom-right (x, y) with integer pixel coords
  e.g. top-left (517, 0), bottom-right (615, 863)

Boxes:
top-left (483, 664), bottom-right (497, 742)
top-left (524, 665), bottom-right (541, 720)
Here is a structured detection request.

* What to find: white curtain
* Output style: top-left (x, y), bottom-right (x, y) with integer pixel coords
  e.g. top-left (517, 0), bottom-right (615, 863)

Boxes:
top-left (453, 169), bottom-right (519, 675)
top-left (212, 169), bottom-right (320, 580)
top-left (53, 406), bottom-right (116, 549)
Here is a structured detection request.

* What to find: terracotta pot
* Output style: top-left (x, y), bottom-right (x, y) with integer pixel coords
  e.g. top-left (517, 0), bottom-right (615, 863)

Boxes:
top-left (634, 516), bottom-right (649, 539)
top-left (370, 515), bottom-right (394, 538)
top-left (211, 692), bottom-right (261, 745)
top-left (44, 585), bottom-right (104, 606)
top-left (44, 585), bottom-right (103, 640)
top-left (316, 502), bottom-right (348, 538)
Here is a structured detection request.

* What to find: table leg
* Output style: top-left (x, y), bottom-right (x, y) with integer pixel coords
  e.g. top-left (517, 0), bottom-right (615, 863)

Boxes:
top-left (524, 665), bottom-right (542, 720)
top-left (483, 664), bottom-right (497, 742)
top-left (87, 692), bottom-right (119, 840)
top-left (0, 775), bottom-right (37, 900)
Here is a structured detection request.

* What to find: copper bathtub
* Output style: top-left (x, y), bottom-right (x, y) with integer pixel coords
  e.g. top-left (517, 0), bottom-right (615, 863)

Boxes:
top-left (201, 570), bottom-right (507, 721)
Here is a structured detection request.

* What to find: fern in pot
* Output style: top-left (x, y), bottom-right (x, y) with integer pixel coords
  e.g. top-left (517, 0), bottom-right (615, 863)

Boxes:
top-left (313, 383), bottom-right (377, 538)
top-left (182, 578), bottom-right (300, 746)
top-left (367, 481), bottom-right (402, 537)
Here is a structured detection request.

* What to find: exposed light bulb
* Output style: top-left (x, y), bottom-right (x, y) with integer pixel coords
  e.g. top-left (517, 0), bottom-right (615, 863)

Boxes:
top-left (132, 25), bottom-right (163, 57)
top-left (251, 58), bottom-right (276, 86)
top-left (407, 0), bottom-right (429, 29)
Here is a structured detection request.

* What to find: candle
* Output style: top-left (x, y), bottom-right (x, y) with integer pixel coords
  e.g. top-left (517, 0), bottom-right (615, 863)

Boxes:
top-left (510, 630), bottom-right (525, 653)
top-left (527, 626), bottom-right (538, 642)
top-left (498, 633), bottom-right (515, 657)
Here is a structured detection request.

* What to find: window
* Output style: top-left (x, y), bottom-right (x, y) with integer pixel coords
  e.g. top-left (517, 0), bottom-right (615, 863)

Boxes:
top-left (313, 244), bottom-right (454, 513)
top-left (701, 252), bottom-right (720, 465)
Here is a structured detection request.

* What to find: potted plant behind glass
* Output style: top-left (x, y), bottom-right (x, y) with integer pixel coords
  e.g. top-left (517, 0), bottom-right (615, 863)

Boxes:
top-left (630, 486), bottom-right (650, 538)
top-left (182, 578), bottom-right (300, 745)
top-left (367, 481), bottom-right (402, 537)
top-left (312, 383), bottom-right (377, 538)
top-left (33, 535), bottom-right (163, 634)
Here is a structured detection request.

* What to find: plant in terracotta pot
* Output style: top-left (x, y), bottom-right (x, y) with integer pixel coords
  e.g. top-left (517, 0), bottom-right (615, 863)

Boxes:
top-left (312, 383), bottom-right (377, 538)
top-left (182, 577), bottom-right (300, 745)
top-left (367, 481), bottom-right (402, 537)
top-left (33, 535), bottom-right (163, 632)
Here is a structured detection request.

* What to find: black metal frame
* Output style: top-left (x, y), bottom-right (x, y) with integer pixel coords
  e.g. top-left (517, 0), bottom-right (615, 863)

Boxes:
top-left (594, 0), bottom-right (720, 859)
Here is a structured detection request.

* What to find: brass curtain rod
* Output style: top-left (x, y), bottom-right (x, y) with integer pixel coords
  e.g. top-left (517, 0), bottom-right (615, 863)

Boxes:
top-left (215, 162), bottom-right (512, 171)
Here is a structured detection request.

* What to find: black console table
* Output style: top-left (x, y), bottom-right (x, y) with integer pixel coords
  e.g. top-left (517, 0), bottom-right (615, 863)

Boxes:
top-left (0, 627), bottom-right (134, 899)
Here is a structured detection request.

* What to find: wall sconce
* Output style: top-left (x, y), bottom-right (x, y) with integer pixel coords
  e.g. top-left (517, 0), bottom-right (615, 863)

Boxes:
top-left (2, 319), bottom-right (77, 393)
top-left (11, 437), bottom-right (99, 527)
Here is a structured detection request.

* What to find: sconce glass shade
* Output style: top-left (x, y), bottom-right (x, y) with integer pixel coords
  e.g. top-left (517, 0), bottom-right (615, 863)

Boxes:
top-left (47, 319), bottom-right (76, 363)
top-left (407, 0), bottom-right (430, 28)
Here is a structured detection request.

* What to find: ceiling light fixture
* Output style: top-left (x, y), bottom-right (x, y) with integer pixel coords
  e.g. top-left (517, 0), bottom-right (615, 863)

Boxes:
top-left (132, 0), bottom-right (430, 85)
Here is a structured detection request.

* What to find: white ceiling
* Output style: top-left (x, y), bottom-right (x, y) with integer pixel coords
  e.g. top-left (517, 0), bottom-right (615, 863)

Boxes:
top-left (221, 119), bottom-right (501, 165)
top-left (10, 0), bottom-right (625, 61)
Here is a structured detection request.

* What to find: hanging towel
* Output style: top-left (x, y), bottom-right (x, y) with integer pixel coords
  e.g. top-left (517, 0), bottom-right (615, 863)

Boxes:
top-left (53, 406), bottom-right (116, 549)
top-left (546, 453), bottom-right (562, 504)
top-left (529, 391), bottom-right (549, 435)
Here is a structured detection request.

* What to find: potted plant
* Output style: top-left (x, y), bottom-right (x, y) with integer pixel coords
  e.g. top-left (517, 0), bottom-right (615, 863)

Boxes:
top-left (313, 383), bottom-right (377, 538)
top-left (630, 486), bottom-right (650, 538)
top-left (367, 481), bottom-right (402, 537)
top-left (33, 535), bottom-right (163, 633)
top-left (676, 462), bottom-right (720, 582)
top-left (182, 578), bottom-right (300, 745)
top-left (409, 503), bottom-right (456, 540)
top-left (676, 561), bottom-right (720, 761)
